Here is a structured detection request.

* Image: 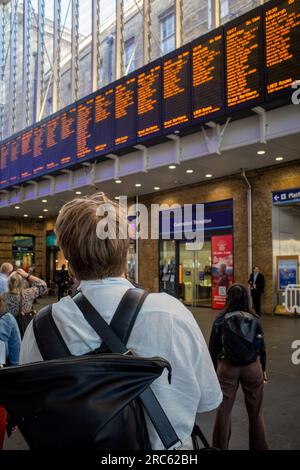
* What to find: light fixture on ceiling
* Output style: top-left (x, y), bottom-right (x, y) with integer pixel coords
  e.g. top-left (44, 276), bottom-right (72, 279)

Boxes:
top-left (276, 157), bottom-right (284, 161)
top-left (43, 209), bottom-right (48, 212)
top-left (169, 165), bottom-right (176, 170)
top-left (15, 206), bottom-right (20, 209)
top-left (186, 169), bottom-right (194, 174)
top-left (75, 191), bottom-right (82, 195)
top-left (205, 174), bottom-right (213, 178)
top-left (38, 215), bottom-right (43, 219)
top-left (42, 199), bottom-right (47, 203)
top-left (257, 150), bottom-right (266, 155)
top-left (24, 214), bottom-right (28, 218)
top-left (154, 187), bottom-right (160, 191)
top-left (115, 179), bottom-right (122, 184)
top-left (135, 183), bottom-right (142, 188)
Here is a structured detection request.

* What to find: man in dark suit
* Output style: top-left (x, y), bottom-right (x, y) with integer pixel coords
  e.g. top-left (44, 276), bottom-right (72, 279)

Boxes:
top-left (248, 266), bottom-right (265, 316)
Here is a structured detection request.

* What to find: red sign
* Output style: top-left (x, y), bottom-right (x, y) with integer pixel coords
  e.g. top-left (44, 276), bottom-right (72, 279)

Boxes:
top-left (211, 235), bottom-right (233, 309)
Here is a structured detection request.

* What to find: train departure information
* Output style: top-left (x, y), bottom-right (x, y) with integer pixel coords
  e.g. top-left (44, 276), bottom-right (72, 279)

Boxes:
top-left (0, 142), bottom-right (9, 187)
top-left (21, 129), bottom-right (33, 180)
top-left (94, 88), bottom-right (114, 155)
top-left (226, 9), bottom-right (263, 110)
top-left (137, 63), bottom-right (161, 140)
top-left (9, 136), bottom-right (20, 184)
top-left (192, 29), bottom-right (224, 122)
top-left (61, 106), bottom-right (76, 166)
top-left (33, 123), bottom-right (46, 175)
top-left (163, 49), bottom-right (190, 130)
top-left (46, 116), bottom-right (60, 170)
top-left (77, 98), bottom-right (94, 160)
top-left (265, 0), bottom-right (300, 98)
top-left (115, 77), bottom-right (136, 147)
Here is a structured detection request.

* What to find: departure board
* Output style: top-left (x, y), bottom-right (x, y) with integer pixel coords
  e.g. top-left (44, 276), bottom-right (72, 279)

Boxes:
top-left (46, 115), bottom-right (61, 171)
top-left (225, 8), bottom-right (264, 112)
top-left (264, 0), bottom-right (300, 99)
top-left (33, 122), bottom-right (46, 176)
top-left (163, 46), bottom-right (191, 131)
top-left (77, 97), bottom-right (94, 161)
top-left (137, 61), bottom-right (162, 141)
top-left (0, 141), bottom-right (9, 188)
top-left (21, 129), bottom-right (33, 181)
top-left (94, 86), bottom-right (114, 156)
top-left (192, 28), bottom-right (225, 123)
top-left (10, 135), bottom-right (21, 185)
top-left (115, 76), bottom-right (136, 147)
top-left (61, 105), bottom-right (76, 166)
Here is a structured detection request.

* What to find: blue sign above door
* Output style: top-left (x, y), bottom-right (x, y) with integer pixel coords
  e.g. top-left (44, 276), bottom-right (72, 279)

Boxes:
top-left (272, 189), bottom-right (300, 205)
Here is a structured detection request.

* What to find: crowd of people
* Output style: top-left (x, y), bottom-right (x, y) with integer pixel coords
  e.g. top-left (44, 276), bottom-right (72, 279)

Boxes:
top-left (0, 193), bottom-right (269, 451)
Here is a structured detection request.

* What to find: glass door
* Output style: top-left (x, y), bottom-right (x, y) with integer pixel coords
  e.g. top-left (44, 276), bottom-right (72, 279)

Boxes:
top-left (179, 240), bottom-right (212, 308)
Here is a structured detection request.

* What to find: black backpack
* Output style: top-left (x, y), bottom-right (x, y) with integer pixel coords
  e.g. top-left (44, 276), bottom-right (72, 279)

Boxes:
top-left (0, 288), bottom-right (181, 450)
top-left (222, 311), bottom-right (261, 366)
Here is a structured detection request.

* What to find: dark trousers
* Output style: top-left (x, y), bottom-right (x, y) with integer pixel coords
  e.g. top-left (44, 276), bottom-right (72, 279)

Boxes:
top-left (58, 286), bottom-right (65, 301)
top-left (213, 359), bottom-right (268, 450)
top-left (0, 407), bottom-right (6, 449)
top-left (252, 290), bottom-right (262, 315)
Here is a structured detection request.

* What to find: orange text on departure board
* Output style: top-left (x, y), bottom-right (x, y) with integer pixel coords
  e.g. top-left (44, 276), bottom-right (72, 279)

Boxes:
top-left (95, 89), bottom-right (113, 152)
top-left (164, 51), bottom-right (189, 128)
top-left (0, 143), bottom-right (8, 185)
top-left (33, 125), bottom-right (45, 174)
top-left (46, 117), bottom-right (60, 169)
top-left (193, 34), bottom-right (222, 118)
top-left (138, 65), bottom-right (160, 137)
top-left (115, 78), bottom-right (135, 145)
top-left (265, 0), bottom-right (300, 94)
top-left (226, 15), bottom-right (261, 107)
top-left (10, 138), bottom-right (19, 182)
top-left (61, 107), bottom-right (76, 164)
top-left (21, 131), bottom-right (32, 178)
top-left (77, 98), bottom-right (93, 159)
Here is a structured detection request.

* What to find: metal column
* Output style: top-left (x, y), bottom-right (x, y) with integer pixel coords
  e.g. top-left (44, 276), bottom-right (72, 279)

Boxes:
top-left (36, 0), bottom-right (45, 122)
top-left (53, 0), bottom-right (61, 113)
top-left (175, 0), bottom-right (183, 48)
top-left (91, 0), bottom-right (100, 92)
top-left (115, 0), bottom-right (124, 80)
top-left (211, 0), bottom-right (221, 29)
top-left (143, 0), bottom-right (151, 65)
top-left (71, 0), bottom-right (79, 102)
top-left (0, 4), bottom-right (6, 139)
top-left (9, 0), bottom-right (18, 135)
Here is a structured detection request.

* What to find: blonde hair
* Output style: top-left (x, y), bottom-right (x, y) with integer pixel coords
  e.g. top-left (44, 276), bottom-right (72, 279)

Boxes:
top-left (8, 272), bottom-right (23, 293)
top-left (0, 295), bottom-right (5, 314)
top-left (0, 262), bottom-right (13, 275)
top-left (55, 193), bottom-right (129, 280)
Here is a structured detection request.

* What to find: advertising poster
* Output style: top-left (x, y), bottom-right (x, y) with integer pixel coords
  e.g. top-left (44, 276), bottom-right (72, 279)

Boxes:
top-left (277, 257), bottom-right (299, 290)
top-left (211, 235), bottom-right (233, 309)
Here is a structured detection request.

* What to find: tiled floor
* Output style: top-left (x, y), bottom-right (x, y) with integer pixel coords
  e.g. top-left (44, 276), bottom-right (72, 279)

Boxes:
top-left (3, 298), bottom-right (300, 450)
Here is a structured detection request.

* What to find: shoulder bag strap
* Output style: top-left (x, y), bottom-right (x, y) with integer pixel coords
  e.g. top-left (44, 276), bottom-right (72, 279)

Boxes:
top-left (33, 304), bottom-right (71, 360)
top-left (72, 289), bottom-right (180, 450)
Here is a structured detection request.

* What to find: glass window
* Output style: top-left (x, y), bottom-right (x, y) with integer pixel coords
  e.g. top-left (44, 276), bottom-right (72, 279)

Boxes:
top-left (220, 0), bottom-right (262, 24)
top-left (183, 0), bottom-right (210, 45)
top-left (124, 37), bottom-right (135, 74)
top-left (160, 9), bottom-right (175, 55)
top-left (150, 0), bottom-right (174, 61)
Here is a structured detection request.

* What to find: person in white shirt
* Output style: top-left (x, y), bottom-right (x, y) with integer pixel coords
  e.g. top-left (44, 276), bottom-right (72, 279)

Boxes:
top-left (20, 192), bottom-right (222, 450)
top-left (0, 263), bottom-right (13, 295)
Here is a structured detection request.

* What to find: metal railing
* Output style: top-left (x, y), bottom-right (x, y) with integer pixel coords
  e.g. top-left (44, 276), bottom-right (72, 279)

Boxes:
top-left (283, 285), bottom-right (300, 315)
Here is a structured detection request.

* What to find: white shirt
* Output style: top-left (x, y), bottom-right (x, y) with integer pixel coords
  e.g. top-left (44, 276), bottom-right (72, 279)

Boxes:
top-left (20, 277), bottom-right (222, 450)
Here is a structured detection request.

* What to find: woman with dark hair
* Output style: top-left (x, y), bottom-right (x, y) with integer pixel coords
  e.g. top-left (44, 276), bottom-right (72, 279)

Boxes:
top-left (209, 284), bottom-right (268, 450)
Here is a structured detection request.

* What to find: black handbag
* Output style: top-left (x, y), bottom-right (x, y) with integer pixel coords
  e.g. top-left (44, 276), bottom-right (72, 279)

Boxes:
top-left (0, 288), bottom-right (180, 450)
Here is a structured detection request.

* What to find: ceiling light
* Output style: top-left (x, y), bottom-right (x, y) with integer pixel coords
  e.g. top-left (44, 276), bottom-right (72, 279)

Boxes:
top-left (154, 187), bottom-right (160, 191)
top-left (169, 165), bottom-right (176, 170)
top-left (15, 206), bottom-right (20, 209)
top-left (75, 191), bottom-right (82, 195)
top-left (42, 199), bottom-right (47, 203)
top-left (38, 216), bottom-right (43, 219)
top-left (276, 157), bottom-right (283, 161)
top-left (135, 183), bottom-right (142, 188)
top-left (257, 150), bottom-right (266, 155)
top-left (205, 174), bottom-right (213, 178)
top-left (43, 209), bottom-right (48, 212)
top-left (186, 169), bottom-right (194, 174)
top-left (115, 179), bottom-right (122, 184)
top-left (24, 214), bottom-right (28, 218)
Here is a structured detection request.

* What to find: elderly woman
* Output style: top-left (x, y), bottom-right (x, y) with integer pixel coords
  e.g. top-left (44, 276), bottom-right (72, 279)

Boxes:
top-left (3, 269), bottom-right (47, 337)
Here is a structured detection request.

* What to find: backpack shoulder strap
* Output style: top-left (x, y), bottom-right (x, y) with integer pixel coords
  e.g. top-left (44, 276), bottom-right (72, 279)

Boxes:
top-left (33, 304), bottom-right (71, 360)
